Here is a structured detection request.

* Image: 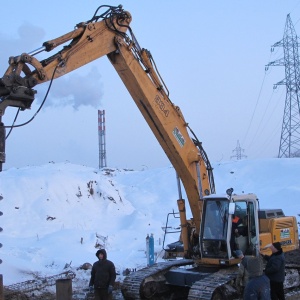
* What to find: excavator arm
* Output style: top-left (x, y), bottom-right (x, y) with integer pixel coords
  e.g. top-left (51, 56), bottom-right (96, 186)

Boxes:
top-left (0, 4), bottom-right (215, 256)
top-left (107, 37), bottom-right (215, 255)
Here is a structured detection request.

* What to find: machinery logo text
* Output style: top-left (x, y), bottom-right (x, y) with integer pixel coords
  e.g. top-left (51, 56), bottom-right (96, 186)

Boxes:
top-left (280, 228), bottom-right (290, 239)
top-left (154, 95), bottom-right (169, 117)
top-left (173, 127), bottom-right (185, 147)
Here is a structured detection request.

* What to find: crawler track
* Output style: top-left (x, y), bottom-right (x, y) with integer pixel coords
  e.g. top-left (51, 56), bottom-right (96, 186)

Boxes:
top-left (188, 267), bottom-right (239, 300)
top-left (121, 260), bottom-right (241, 300)
top-left (122, 250), bottom-right (300, 300)
top-left (121, 259), bottom-right (194, 299)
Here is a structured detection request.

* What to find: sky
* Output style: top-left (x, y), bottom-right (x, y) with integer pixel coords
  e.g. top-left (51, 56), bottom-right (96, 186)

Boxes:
top-left (0, 158), bottom-right (299, 298)
top-left (1, 1), bottom-right (300, 171)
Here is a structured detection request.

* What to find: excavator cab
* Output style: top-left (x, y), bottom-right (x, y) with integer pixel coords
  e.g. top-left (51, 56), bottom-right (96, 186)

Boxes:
top-left (201, 197), bottom-right (230, 259)
top-left (200, 193), bottom-right (260, 263)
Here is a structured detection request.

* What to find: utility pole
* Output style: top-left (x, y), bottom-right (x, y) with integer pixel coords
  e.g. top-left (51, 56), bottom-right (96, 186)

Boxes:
top-left (231, 140), bottom-right (247, 160)
top-left (266, 14), bottom-right (300, 158)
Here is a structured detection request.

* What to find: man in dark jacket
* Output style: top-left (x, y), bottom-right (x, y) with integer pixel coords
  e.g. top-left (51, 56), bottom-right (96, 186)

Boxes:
top-left (262, 242), bottom-right (285, 300)
top-left (236, 250), bottom-right (270, 300)
top-left (89, 249), bottom-right (116, 300)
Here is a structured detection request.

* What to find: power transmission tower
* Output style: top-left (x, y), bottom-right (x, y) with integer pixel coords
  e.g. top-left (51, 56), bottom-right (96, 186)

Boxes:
top-left (231, 140), bottom-right (247, 160)
top-left (266, 14), bottom-right (300, 158)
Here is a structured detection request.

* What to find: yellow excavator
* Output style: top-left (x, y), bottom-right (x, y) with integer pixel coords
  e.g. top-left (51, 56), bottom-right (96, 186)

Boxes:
top-left (0, 5), bottom-right (299, 299)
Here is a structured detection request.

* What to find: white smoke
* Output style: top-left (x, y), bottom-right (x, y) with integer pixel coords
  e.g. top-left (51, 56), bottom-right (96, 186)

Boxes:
top-left (0, 23), bottom-right (104, 110)
top-left (43, 66), bottom-right (103, 110)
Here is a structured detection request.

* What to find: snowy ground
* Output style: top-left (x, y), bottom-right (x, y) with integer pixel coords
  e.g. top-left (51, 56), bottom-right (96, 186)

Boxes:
top-left (0, 158), bottom-right (299, 297)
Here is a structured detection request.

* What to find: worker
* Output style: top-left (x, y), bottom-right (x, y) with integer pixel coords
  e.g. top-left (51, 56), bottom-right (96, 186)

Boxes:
top-left (231, 214), bottom-right (243, 255)
top-left (236, 249), bottom-right (270, 300)
top-left (89, 249), bottom-right (116, 300)
top-left (238, 215), bottom-right (249, 237)
top-left (262, 242), bottom-right (285, 300)
top-left (235, 250), bottom-right (249, 299)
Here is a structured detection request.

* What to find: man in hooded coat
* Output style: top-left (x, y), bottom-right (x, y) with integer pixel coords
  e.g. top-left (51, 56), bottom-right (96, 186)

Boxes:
top-left (89, 249), bottom-right (116, 300)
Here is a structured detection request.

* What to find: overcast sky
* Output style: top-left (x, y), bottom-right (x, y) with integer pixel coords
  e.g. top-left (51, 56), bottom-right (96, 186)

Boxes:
top-left (1, 1), bottom-right (300, 170)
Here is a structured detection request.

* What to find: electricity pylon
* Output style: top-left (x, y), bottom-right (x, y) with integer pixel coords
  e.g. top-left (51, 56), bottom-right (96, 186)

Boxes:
top-left (266, 14), bottom-right (300, 158)
top-left (231, 140), bottom-right (247, 160)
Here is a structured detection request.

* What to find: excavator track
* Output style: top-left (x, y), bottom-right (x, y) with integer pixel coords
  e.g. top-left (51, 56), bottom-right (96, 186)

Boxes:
top-left (121, 259), bottom-right (194, 299)
top-left (188, 267), bottom-right (239, 300)
top-left (122, 259), bottom-right (241, 300)
top-left (122, 248), bottom-right (300, 300)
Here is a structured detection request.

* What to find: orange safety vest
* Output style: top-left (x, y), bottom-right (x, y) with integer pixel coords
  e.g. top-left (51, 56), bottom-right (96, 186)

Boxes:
top-left (232, 215), bottom-right (240, 224)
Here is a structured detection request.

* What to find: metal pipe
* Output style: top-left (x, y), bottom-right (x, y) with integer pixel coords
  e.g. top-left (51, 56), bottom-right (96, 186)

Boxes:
top-left (176, 172), bottom-right (182, 199)
top-left (27, 46), bottom-right (46, 56)
top-left (0, 118), bottom-right (5, 172)
top-left (196, 163), bottom-right (203, 199)
top-left (0, 274), bottom-right (3, 300)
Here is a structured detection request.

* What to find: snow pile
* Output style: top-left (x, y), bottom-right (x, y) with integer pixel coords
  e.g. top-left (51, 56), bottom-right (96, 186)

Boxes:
top-left (0, 158), bottom-right (299, 293)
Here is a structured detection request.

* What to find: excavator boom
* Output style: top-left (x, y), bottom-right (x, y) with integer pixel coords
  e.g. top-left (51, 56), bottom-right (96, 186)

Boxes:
top-left (0, 5), bottom-right (214, 246)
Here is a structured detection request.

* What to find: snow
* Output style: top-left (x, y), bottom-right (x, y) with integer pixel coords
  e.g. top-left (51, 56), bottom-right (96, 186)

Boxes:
top-left (0, 158), bottom-right (299, 295)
